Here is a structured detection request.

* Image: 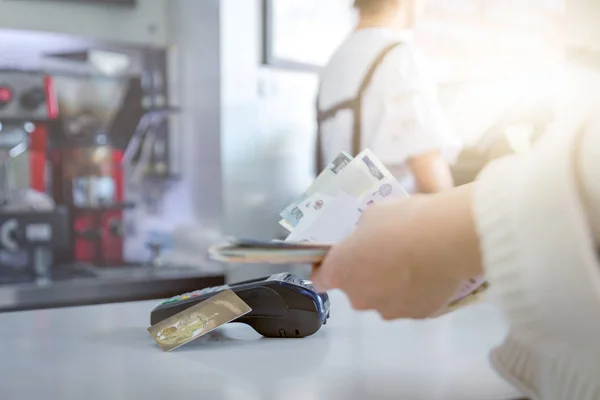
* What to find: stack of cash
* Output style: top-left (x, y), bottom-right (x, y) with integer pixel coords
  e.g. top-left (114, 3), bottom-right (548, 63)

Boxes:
top-left (208, 148), bottom-right (488, 314)
top-left (278, 149), bottom-right (409, 243)
top-left (208, 149), bottom-right (407, 263)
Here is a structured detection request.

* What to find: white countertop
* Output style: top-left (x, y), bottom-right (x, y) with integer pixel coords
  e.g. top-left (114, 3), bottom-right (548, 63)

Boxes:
top-left (0, 290), bottom-right (523, 400)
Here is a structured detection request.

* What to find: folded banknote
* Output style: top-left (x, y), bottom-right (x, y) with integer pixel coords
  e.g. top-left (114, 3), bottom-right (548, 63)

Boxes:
top-left (279, 152), bottom-right (353, 227)
top-left (280, 149), bottom-right (405, 229)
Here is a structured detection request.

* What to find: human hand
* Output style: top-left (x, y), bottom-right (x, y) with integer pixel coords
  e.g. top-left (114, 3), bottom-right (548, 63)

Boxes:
top-left (311, 184), bottom-right (483, 320)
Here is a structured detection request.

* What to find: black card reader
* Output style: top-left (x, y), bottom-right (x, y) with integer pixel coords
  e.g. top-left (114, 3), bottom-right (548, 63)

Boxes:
top-left (150, 273), bottom-right (330, 338)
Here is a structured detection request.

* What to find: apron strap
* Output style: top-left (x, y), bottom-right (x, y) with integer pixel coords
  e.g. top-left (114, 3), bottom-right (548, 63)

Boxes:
top-left (315, 41), bottom-right (404, 175)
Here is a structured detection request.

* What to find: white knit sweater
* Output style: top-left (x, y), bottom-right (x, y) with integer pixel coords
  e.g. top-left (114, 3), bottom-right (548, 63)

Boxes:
top-left (473, 120), bottom-right (600, 400)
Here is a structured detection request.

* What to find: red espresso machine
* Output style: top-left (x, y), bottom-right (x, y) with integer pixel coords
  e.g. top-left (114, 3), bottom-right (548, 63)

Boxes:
top-left (51, 130), bottom-right (130, 266)
top-left (0, 70), bottom-right (138, 267)
top-left (0, 70), bottom-right (71, 283)
top-left (0, 71), bottom-right (58, 197)
top-left (49, 74), bottom-right (143, 266)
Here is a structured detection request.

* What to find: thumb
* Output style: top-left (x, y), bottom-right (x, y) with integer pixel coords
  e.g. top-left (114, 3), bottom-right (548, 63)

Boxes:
top-left (311, 235), bottom-right (356, 292)
top-left (310, 262), bottom-right (336, 293)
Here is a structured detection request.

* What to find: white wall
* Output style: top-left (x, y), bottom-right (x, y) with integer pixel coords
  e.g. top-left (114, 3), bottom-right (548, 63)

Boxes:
top-left (220, 0), bottom-right (318, 281)
top-left (129, 0), bottom-right (319, 279)
top-left (0, 0), bottom-right (168, 46)
top-left (124, 0), bottom-right (224, 265)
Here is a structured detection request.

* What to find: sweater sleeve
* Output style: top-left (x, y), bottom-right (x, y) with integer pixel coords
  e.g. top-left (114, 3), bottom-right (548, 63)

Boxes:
top-left (577, 121), bottom-right (600, 245)
top-left (472, 123), bottom-right (600, 351)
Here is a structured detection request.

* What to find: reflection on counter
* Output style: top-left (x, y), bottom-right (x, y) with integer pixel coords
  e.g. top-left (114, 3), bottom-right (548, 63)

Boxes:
top-left (0, 263), bottom-right (225, 313)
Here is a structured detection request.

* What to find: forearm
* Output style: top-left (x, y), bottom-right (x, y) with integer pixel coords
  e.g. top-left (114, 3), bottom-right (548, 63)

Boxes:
top-left (410, 183), bottom-right (483, 282)
top-left (408, 150), bottom-right (455, 193)
top-left (415, 170), bottom-right (454, 194)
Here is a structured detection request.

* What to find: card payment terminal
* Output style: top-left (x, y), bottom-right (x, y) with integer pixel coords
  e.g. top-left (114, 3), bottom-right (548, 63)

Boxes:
top-left (150, 273), bottom-right (330, 338)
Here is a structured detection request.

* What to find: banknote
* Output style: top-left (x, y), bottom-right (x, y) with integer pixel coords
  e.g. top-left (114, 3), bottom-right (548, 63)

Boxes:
top-left (331, 149), bottom-right (398, 199)
top-left (359, 179), bottom-right (409, 210)
top-left (285, 192), bottom-right (363, 243)
top-left (147, 289), bottom-right (252, 351)
top-left (281, 192), bottom-right (337, 229)
top-left (278, 218), bottom-right (294, 232)
top-left (448, 275), bottom-right (487, 304)
top-left (280, 149), bottom-right (398, 228)
top-left (280, 152), bottom-right (353, 224)
top-left (299, 149), bottom-right (397, 208)
top-left (436, 282), bottom-right (489, 316)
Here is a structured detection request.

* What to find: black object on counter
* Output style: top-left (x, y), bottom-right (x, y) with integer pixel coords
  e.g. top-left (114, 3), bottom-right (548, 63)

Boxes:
top-left (150, 273), bottom-right (330, 338)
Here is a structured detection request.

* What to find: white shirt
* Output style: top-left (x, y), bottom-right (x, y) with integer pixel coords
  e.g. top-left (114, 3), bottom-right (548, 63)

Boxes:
top-left (317, 28), bottom-right (462, 194)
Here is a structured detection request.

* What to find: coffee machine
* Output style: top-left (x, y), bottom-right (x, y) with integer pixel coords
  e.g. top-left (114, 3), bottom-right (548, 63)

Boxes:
top-left (0, 70), bottom-right (71, 283)
top-left (1, 42), bottom-right (176, 267)
top-left (49, 74), bottom-right (145, 266)
top-left (0, 71), bottom-right (57, 196)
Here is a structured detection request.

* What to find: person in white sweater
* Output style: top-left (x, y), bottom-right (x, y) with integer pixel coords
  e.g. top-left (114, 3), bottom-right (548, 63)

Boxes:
top-left (310, 65), bottom-right (600, 399)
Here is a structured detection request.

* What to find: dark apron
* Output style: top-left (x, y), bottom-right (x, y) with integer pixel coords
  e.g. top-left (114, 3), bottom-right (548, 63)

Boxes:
top-left (315, 41), bottom-right (404, 175)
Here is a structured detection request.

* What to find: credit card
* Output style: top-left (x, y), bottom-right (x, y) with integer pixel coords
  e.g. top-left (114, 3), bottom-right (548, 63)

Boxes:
top-left (147, 289), bottom-right (252, 352)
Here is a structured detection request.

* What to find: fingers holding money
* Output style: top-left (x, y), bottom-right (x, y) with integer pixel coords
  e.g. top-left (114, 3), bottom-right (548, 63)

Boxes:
top-left (281, 150), bottom-right (487, 320)
top-left (308, 198), bottom-right (455, 319)
top-left (310, 229), bottom-right (379, 310)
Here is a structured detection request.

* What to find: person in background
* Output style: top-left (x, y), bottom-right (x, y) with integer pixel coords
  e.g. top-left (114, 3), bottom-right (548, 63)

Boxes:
top-left (316, 0), bottom-right (461, 194)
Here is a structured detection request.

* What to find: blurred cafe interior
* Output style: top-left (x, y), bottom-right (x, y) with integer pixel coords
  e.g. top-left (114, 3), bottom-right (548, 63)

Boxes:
top-left (0, 0), bottom-right (593, 312)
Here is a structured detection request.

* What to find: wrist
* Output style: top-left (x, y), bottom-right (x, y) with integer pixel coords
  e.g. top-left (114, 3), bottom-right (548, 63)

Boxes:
top-left (415, 184), bottom-right (483, 282)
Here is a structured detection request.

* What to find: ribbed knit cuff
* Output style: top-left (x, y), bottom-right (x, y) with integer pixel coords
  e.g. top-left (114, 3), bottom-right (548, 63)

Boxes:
top-left (472, 155), bottom-right (533, 334)
top-left (491, 334), bottom-right (600, 400)
top-left (472, 131), bottom-right (600, 350)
